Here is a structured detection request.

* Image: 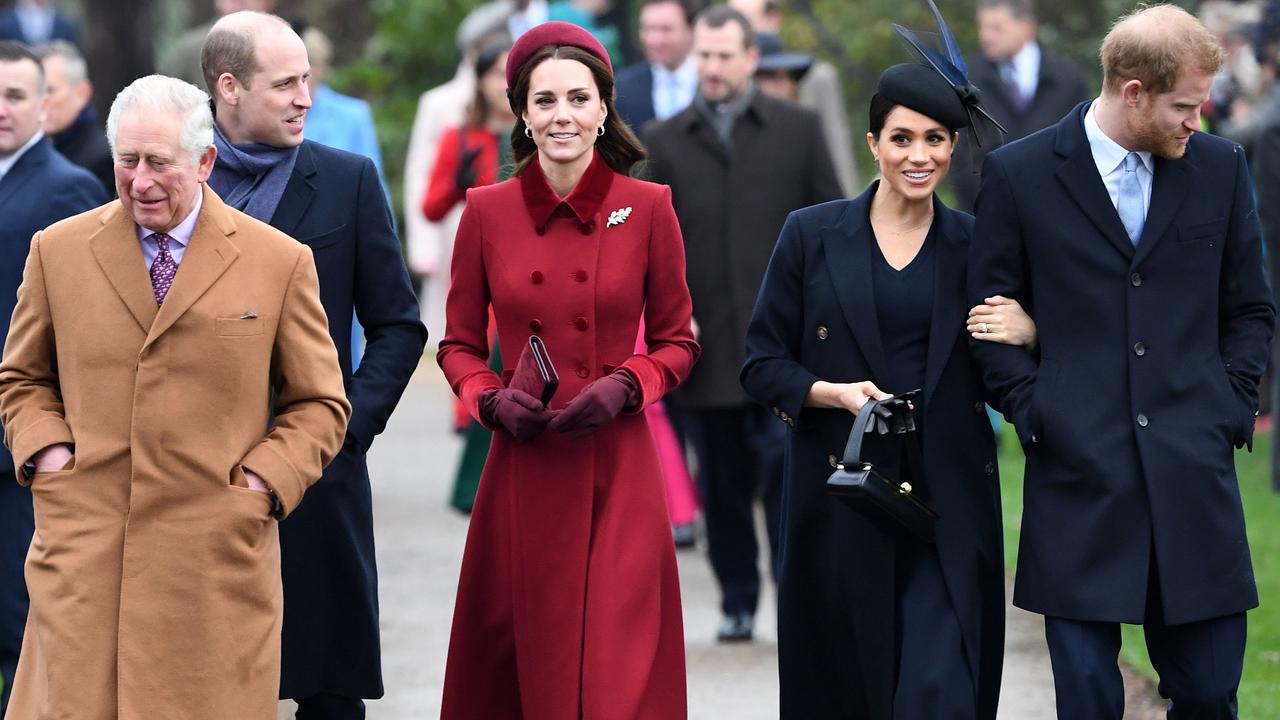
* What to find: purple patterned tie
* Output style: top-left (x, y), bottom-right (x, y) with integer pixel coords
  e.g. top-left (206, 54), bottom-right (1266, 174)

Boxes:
top-left (150, 233), bottom-right (178, 306)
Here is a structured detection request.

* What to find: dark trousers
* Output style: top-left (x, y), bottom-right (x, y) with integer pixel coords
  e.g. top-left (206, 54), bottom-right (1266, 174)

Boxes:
top-left (893, 542), bottom-right (976, 719)
top-left (1045, 593), bottom-right (1246, 720)
top-left (684, 404), bottom-right (783, 616)
top-left (294, 692), bottom-right (366, 720)
top-left (0, 471), bottom-right (31, 714)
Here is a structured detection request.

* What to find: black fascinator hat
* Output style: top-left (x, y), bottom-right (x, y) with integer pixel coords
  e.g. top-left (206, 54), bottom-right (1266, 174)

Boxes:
top-left (890, 0), bottom-right (1006, 148)
top-left (877, 63), bottom-right (969, 131)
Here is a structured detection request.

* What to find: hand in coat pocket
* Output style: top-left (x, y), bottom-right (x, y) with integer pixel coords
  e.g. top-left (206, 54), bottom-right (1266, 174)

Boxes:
top-left (32, 443), bottom-right (74, 473)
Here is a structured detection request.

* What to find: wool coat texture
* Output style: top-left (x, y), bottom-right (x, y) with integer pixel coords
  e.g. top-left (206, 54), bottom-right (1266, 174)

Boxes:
top-left (969, 103), bottom-right (1275, 624)
top-left (0, 186), bottom-right (350, 719)
top-left (437, 152), bottom-right (699, 719)
top-left (742, 188), bottom-right (1005, 718)
top-left (644, 89), bottom-right (843, 409)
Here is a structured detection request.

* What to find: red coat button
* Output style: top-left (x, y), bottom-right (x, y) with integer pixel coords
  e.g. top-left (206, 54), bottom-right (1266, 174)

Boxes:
top-left (575, 316), bottom-right (589, 331)
top-left (530, 271), bottom-right (544, 284)
top-left (576, 366), bottom-right (590, 379)
top-left (529, 319), bottom-right (542, 332)
top-left (573, 270), bottom-right (588, 282)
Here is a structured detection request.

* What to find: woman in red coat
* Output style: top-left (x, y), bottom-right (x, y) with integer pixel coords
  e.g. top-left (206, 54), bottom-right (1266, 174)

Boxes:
top-left (437, 22), bottom-right (699, 720)
top-left (421, 41), bottom-right (513, 224)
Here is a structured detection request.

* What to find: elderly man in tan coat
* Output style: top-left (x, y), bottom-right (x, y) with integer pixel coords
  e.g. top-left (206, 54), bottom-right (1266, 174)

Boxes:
top-left (0, 73), bottom-right (350, 719)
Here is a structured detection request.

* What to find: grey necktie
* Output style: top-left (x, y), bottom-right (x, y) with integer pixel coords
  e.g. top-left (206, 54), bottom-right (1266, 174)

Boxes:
top-left (1117, 152), bottom-right (1146, 247)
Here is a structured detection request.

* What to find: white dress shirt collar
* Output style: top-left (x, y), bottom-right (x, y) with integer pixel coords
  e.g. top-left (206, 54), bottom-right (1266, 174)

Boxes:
top-left (651, 54), bottom-right (697, 121)
top-left (1084, 98), bottom-right (1154, 215)
top-left (0, 130), bottom-right (44, 180)
top-left (1009, 40), bottom-right (1041, 100)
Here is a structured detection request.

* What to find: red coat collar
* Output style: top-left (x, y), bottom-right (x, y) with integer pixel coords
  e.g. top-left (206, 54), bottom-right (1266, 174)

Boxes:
top-left (519, 151), bottom-right (615, 235)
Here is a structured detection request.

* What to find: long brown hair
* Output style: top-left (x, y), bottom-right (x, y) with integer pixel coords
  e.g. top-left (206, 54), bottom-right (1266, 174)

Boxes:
top-left (465, 41), bottom-right (510, 129)
top-left (508, 45), bottom-right (646, 176)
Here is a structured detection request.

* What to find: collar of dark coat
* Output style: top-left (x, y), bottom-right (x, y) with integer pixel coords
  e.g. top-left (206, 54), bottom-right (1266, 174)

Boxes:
top-left (827, 180), bottom-right (965, 246)
top-left (1051, 100), bottom-right (1200, 170)
top-left (676, 88), bottom-right (771, 134)
top-left (519, 149), bottom-right (614, 235)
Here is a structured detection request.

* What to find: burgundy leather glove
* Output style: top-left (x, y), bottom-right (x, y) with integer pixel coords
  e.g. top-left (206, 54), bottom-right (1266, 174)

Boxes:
top-left (548, 372), bottom-right (639, 439)
top-left (481, 388), bottom-right (553, 442)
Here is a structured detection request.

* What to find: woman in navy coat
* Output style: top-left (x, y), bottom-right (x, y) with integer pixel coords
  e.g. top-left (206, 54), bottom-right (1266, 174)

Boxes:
top-left (742, 63), bottom-right (1036, 719)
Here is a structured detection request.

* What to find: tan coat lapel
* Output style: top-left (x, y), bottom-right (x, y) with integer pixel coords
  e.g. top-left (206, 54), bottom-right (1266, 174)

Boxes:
top-left (89, 201), bottom-right (157, 334)
top-left (146, 187), bottom-right (241, 348)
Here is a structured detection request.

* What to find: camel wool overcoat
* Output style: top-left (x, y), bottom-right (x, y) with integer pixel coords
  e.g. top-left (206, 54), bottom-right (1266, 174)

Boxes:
top-left (0, 186), bottom-right (351, 719)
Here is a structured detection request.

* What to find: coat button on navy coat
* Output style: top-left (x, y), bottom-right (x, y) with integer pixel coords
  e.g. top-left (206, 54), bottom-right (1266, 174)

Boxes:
top-left (816, 326), bottom-right (829, 340)
top-left (1137, 413), bottom-right (1149, 428)
top-left (984, 461), bottom-right (995, 476)
top-left (1131, 272), bottom-right (1142, 287)
top-left (1134, 342), bottom-right (1146, 357)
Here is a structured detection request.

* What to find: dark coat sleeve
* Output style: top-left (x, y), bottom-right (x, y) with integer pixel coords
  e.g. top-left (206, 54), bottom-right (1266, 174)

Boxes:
top-left (741, 211), bottom-right (821, 424)
top-left (1218, 146), bottom-right (1276, 448)
top-left (966, 151), bottom-right (1040, 445)
top-left (803, 113), bottom-right (845, 205)
top-left (347, 157), bottom-right (429, 451)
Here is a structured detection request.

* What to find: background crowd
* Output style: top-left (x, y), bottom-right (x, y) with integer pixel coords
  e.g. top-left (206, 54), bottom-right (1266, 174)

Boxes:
top-left (3, 0), bottom-right (1280, 717)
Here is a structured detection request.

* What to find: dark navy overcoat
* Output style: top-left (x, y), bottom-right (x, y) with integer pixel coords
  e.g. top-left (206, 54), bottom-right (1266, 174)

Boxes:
top-left (968, 102), bottom-right (1275, 625)
top-left (266, 140), bottom-right (427, 699)
top-left (742, 185), bottom-right (1005, 719)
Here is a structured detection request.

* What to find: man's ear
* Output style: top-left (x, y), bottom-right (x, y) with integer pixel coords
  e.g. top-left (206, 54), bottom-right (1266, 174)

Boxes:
top-left (216, 72), bottom-right (241, 106)
top-left (1121, 79), bottom-right (1144, 108)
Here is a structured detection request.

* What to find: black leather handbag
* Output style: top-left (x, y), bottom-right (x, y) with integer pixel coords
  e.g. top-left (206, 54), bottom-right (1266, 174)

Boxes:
top-left (826, 391), bottom-right (939, 543)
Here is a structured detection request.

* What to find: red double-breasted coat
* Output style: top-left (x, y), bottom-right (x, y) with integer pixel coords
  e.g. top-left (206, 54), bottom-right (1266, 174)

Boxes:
top-left (438, 152), bottom-right (699, 719)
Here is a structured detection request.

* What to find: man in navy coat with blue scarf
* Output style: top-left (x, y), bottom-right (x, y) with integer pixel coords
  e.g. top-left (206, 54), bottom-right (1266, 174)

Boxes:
top-left (0, 41), bottom-right (105, 713)
top-left (203, 13), bottom-right (426, 719)
top-left (969, 7), bottom-right (1274, 718)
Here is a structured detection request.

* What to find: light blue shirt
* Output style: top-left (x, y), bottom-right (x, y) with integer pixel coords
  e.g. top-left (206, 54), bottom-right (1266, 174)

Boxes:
top-left (137, 189), bottom-right (202, 268)
top-left (1005, 41), bottom-right (1041, 104)
top-left (305, 83), bottom-right (385, 180)
top-left (1084, 99), bottom-right (1153, 218)
top-left (651, 55), bottom-right (697, 122)
top-left (14, 3), bottom-right (54, 44)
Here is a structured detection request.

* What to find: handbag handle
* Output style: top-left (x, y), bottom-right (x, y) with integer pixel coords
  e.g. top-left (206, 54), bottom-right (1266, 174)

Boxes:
top-left (839, 397), bottom-right (884, 468)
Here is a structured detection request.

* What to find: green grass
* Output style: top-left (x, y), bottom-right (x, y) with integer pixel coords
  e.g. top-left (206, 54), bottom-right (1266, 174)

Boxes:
top-left (998, 426), bottom-right (1280, 715)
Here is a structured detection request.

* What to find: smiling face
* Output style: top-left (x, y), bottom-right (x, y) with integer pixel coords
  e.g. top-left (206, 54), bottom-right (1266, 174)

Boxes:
top-left (521, 56), bottom-right (607, 169)
top-left (217, 25), bottom-right (311, 147)
top-left (1125, 69), bottom-right (1213, 159)
top-left (114, 109), bottom-right (216, 232)
top-left (0, 57), bottom-right (45, 156)
top-left (866, 105), bottom-right (956, 201)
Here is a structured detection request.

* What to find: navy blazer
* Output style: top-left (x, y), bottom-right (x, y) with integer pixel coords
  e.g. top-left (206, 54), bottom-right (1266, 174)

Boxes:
top-left (742, 186), bottom-right (1004, 719)
top-left (0, 137), bottom-right (106, 473)
top-left (0, 10), bottom-right (76, 45)
top-left (615, 62), bottom-right (656, 134)
top-left (969, 102), bottom-right (1275, 625)
top-left (265, 140), bottom-right (427, 699)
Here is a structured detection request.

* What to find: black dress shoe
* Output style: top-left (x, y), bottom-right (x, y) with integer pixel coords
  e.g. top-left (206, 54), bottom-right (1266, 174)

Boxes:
top-left (716, 612), bottom-right (754, 642)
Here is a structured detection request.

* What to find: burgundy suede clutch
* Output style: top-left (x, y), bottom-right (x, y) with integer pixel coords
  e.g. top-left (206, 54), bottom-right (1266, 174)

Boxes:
top-left (510, 335), bottom-right (559, 406)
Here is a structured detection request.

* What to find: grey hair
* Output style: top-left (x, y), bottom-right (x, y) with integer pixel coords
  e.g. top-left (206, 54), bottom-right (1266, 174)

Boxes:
top-left (34, 39), bottom-right (87, 85)
top-left (106, 75), bottom-right (214, 167)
